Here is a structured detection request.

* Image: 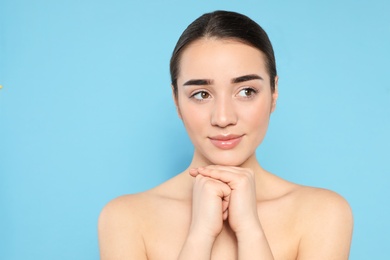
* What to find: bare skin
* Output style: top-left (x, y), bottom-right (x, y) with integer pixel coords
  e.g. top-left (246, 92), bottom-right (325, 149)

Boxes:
top-left (99, 165), bottom-right (353, 259)
top-left (98, 39), bottom-right (353, 259)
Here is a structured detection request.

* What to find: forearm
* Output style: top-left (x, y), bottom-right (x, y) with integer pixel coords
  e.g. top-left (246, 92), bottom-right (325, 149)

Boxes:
top-left (237, 228), bottom-right (274, 260)
top-left (177, 233), bottom-right (214, 260)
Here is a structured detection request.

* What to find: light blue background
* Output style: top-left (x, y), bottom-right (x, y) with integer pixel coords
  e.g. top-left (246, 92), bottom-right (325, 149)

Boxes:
top-left (1, 0), bottom-right (389, 259)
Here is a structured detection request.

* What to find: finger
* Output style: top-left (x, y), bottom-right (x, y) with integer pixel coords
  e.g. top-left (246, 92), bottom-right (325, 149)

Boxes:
top-left (203, 165), bottom-right (251, 174)
top-left (189, 168), bottom-right (199, 177)
top-left (194, 175), bottom-right (232, 221)
top-left (197, 166), bottom-right (254, 188)
top-left (195, 175), bottom-right (232, 200)
top-left (223, 209), bottom-right (228, 220)
top-left (222, 197), bottom-right (230, 212)
top-left (189, 165), bottom-right (248, 177)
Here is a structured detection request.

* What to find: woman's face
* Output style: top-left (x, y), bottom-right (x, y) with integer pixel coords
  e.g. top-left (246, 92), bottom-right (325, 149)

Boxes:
top-left (175, 38), bottom-right (278, 167)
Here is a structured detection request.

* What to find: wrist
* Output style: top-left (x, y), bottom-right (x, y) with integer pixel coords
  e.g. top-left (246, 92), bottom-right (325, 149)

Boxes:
top-left (178, 231), bottom-right (215, 259)
top-left (186, 227), bottom-right (217, 248)
top-left (235, 227), bottom-right (274, 260)
top-left (235, 222), bottom-right (265, 243)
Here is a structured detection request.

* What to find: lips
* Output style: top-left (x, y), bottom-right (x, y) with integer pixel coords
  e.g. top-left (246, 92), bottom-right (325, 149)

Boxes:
top-left (209, 134), bottom-right (243, 150)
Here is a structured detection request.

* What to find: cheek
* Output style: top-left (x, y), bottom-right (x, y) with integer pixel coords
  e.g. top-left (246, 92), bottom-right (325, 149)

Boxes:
top-left (240, 101), bottom-right (272, 133)
top-left (179, 103), bottom-right (207, 134)
top-left (242, 98), bottom-right (271, 119)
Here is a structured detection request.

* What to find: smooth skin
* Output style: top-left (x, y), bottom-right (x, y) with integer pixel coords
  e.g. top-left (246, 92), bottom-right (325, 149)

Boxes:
top-left (98, 39), bottom-right (353, 259)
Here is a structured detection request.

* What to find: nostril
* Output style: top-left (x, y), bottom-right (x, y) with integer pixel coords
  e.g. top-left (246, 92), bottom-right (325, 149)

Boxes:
top-left (210, 103), bottom-right (237, 127)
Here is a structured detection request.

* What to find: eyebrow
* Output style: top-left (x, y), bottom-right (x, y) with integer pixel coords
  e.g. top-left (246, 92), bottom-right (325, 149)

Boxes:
top-left (182, 74), bottom-right (263, 86)
top-left (232, 74), bottom-right (263, 83)
top-left (183, 79), bottom-right (212, 86)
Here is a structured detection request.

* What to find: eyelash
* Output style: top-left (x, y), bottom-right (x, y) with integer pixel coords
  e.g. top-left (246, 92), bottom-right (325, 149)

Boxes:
top-left (190, 91), bottom-right (210, 101)
top-left (189, 87), bottom-right (259, 102)
top-left (237, 87), bottom-right (259, 98)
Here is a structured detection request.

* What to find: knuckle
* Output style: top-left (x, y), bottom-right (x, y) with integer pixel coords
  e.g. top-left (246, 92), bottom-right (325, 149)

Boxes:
top-left (243, 167), bottom-right (254, 176)
top-left (195, 174), bottom-right (203, 182)
top-left (203, 179), bottom-right (215, 189)
top-left (237, 174), bottom-right (248, 183)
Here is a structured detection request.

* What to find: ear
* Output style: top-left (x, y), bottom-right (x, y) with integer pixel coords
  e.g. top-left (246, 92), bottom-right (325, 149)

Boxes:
top-left (271, 76), bottom-right (279, 113)
top-left (171, 85), bottom-right (182, 119)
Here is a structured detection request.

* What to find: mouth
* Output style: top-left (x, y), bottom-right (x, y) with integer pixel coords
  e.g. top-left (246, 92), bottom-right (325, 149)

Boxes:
top-left (208, 134), bottom-right (244, 150)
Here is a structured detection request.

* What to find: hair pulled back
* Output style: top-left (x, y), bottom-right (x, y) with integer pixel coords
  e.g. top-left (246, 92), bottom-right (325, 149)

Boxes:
top-left (170, 10), bottom-right (277, 97)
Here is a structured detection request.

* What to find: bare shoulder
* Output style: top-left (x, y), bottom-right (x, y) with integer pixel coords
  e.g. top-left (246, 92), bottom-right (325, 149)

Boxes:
top-left (98, 176), bottom-right (184, 230)
top-left (98, 192), bottom-right (151, 230)
top-left (264, 174), bottom-right (353, 230)
top-left (291, 186), bottom-right (353, 259)
top-left (263, 172), bottom-right (352, 218)
top-left (99, 189), bottom-right (162, 214)
top-left (98, 177), bottom-right (189, 260)
top-left (292, 186), bottom-right (352, 215)
top-left (98, 193), bottom-right (151, 260)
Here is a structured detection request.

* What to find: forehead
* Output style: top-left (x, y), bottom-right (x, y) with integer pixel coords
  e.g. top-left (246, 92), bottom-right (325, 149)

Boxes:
top-left (178, 38), bottom-right (268, 81)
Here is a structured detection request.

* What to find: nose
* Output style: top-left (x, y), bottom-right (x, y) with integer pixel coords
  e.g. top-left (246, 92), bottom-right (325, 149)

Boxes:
top-left (210, 96), bottom-right (238, 128)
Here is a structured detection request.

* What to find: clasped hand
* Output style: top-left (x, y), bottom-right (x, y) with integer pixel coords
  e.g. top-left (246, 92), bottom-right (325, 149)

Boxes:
top-left (189, 165), bottom-right (261, 241)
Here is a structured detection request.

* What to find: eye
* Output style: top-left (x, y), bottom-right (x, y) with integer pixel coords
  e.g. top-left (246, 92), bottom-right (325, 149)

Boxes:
top-left (192, 91), bottom-right (211, 100)
top-left (237, 88), bottom-right (257, 97)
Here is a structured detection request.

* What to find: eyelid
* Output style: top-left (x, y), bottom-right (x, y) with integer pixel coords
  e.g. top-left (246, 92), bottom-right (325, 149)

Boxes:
top-left (190, 89), bottom-right (209, 97)
top-left (190, 90), bottom-right (212, 101)
top-left (236, 86), bottom-right (259, 98)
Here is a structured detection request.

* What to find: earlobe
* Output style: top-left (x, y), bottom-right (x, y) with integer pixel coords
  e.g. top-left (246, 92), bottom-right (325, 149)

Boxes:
top-left (271, 76), bottom-right (279, 113)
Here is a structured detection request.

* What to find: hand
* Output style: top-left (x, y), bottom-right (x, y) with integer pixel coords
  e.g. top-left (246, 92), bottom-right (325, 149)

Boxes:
top-left (188, 171), bottom-right (231, 242)
top-left (190, 165), bottom-right (262, 237)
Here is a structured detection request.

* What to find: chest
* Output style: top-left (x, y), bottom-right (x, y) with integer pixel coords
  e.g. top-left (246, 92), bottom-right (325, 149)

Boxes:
top-left (144, 203), bottom-right (299, 260)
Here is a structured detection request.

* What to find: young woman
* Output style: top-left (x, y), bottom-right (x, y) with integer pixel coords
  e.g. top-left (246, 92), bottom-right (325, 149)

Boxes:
top-left (98, 10), bottom-right (353, 259)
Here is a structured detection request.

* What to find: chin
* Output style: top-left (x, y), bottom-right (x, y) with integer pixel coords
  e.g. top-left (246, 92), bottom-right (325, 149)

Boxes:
top-left (193, 147), bottom-right (256, 167)
top-left (206, 154), bottom-right (250, 167)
